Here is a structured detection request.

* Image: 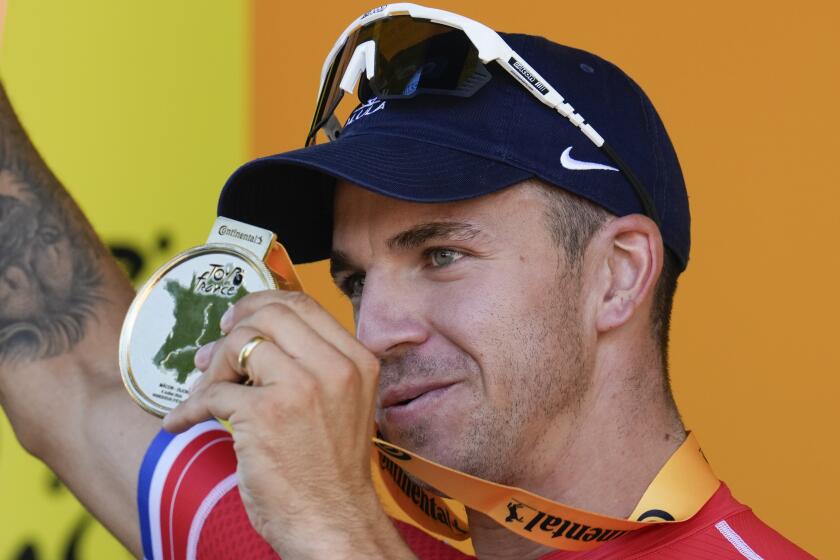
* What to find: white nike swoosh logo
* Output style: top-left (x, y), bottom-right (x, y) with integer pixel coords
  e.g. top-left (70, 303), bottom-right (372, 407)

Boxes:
top-left (560, 146), bottom-right (619, 172)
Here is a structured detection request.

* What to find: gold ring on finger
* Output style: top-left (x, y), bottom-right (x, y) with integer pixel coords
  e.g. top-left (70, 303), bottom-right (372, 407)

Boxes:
top-left (237, 335), bottom-right (267, 386)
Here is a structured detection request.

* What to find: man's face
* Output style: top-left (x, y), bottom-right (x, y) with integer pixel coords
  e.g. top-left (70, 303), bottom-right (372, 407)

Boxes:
top-left (332, 181), bottom-right (592, 485)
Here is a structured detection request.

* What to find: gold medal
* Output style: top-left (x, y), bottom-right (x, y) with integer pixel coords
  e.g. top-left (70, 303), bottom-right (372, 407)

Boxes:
top-left (119, 217), bottom-right (302, 417)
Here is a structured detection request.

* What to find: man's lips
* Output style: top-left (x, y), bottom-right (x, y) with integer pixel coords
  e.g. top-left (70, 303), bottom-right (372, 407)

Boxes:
top-left (379, 380), bottom-right (460, 409)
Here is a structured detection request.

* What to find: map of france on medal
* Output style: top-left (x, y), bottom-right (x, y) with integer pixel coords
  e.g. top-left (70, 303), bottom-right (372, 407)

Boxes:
top-left (154, 268), bottom-right (249, 383)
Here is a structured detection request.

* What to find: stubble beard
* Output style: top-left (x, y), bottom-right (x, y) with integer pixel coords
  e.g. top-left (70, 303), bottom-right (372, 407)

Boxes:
top-left (378, 270), bottom-right (591, 487)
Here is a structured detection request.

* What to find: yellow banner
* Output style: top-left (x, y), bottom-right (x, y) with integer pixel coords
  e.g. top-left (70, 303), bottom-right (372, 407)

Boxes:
top-left (0, 1), bottom-right (248, 557)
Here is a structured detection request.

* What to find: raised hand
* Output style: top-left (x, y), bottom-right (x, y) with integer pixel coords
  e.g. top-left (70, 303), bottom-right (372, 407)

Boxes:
top-left (163, 290), bottom-right (416, 559)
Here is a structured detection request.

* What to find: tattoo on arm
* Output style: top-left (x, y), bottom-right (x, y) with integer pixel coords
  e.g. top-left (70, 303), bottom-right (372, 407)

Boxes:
top-left (0, 82), bottom-right (107, 362)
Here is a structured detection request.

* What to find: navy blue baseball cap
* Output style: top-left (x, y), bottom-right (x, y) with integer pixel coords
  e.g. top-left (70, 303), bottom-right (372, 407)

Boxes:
top-left (218, 33), bottom-right (691, 270)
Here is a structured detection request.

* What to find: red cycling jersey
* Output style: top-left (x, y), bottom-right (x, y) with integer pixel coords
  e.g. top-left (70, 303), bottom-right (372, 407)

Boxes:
top-left (137, 422), bottom-right (814, 559)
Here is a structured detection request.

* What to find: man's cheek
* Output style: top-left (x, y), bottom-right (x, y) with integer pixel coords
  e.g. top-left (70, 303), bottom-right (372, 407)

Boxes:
top-left (425, 280), bottom-right (505, 336)
top-left (439, 295), bottom-right (519, 372)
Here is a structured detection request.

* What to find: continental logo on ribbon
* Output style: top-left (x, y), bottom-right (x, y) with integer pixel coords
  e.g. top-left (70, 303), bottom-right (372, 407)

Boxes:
top-left (503, 499), bottom-right (627, 543)
top-left (369, 433), bottom-right (720, 552)
top-left (374, 440), bottom-right (412, 462)
top-left (376, 445), bottom-right (469, 540)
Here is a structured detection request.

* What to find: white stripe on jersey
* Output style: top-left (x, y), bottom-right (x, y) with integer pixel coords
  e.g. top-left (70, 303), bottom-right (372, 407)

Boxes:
top-left (148, 422), bottom-right (222, 560)
top-left (167, 435), bottom-right (234, 560)
top-left (186, 473), bottom-right (239, 560)
top-left (715, 520), bottom-right (765, 560)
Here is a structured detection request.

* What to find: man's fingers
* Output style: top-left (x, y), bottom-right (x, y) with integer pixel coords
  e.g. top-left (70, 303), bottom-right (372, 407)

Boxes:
top-left (236, 303), bottom-right (359, 381)
top-left (163, 381), bottom-right (250, 432)
top-left (191, 325), bottom-right (308, 394)
top-left (190, 326), bottom-right (261, 394)
top-left (169, 324), bottom-right (324, 432)
top-left (222, 290), bottom-right (378, 374)
top-left (192, 290), bottom-right (380, 405)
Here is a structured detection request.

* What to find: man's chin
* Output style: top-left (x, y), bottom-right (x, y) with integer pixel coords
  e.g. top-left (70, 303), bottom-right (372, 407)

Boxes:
top-left (377, 427), bottom-right (431, 457)
top-left (378, 427), bottom-right (464, 472)
top-left (374, 434), bottom-right (457, 498)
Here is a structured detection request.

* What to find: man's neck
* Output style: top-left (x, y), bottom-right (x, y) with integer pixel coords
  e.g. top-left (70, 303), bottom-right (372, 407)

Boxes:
top-left (467, 363), bottom-right (686, 560)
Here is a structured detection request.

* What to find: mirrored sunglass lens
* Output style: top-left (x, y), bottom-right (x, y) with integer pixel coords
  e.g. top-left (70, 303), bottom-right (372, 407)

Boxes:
top-left (368, 20), bottom-right (489, 99)
top-left (309, 17), bottom-right (490, 144)
top-left (307, 36), bottom-right (355, 144)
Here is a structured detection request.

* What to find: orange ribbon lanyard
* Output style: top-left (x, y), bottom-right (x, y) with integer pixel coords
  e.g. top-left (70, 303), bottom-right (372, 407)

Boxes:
top-left (265, 241), bottom-right (305, 292)
top-left (370, 432), bottom-right (718, 553)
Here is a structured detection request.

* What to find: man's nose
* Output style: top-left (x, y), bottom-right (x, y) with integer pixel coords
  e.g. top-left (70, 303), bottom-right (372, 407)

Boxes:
top-left (355, 275), bottom-right (429, 359)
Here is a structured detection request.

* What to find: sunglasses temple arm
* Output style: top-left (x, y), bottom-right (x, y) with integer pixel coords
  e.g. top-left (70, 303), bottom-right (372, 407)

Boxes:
top-left (323, 115), bottom-right (343, 141)
top-left (498, 52), bottom-right (606, 146)
top-left (600, 141), bottom-right (661, 226)
top-left (498, 54), bottom-right (660, 225)
top-left (306, 87), bottom-right (347, 146)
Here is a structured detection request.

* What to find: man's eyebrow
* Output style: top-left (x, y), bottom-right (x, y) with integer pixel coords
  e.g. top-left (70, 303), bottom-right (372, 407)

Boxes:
top-left (386, 221), bottom-right (482, 251)
top-left (329, 221), bottom-right (482, 281)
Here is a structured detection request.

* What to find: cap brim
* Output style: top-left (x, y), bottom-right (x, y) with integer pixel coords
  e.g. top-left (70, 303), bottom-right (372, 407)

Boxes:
top-left (218, 132), bottom-right (533, 263)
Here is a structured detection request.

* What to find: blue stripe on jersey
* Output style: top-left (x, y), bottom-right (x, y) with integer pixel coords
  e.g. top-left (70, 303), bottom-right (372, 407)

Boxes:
top-left (138, 428), bottom-right (176, 560)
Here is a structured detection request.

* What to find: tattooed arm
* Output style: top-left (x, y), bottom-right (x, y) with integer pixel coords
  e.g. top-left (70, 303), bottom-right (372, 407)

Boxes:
top-left (0, 81), bottom-right (159, 556)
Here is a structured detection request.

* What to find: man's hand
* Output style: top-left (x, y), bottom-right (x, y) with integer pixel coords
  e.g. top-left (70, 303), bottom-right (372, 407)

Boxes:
top-left (163, 290), bottom-right (416, 559)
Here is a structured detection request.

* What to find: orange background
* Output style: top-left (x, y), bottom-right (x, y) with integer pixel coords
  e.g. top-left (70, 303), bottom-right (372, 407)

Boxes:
top-left (0, 1), bottom-right (836, 558)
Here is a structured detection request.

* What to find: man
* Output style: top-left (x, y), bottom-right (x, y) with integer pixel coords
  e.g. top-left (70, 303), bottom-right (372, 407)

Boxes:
top-left (0, 4), bottom-right (815, 559)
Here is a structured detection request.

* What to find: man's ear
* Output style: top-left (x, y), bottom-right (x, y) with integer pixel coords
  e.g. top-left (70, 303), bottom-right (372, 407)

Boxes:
top-left (592, 215), bottom-right (663, 333)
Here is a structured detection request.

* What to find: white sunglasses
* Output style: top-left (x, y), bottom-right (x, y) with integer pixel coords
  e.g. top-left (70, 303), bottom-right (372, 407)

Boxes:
top-left (306, 3), bottom-right (659, 225)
